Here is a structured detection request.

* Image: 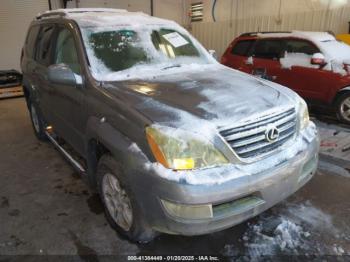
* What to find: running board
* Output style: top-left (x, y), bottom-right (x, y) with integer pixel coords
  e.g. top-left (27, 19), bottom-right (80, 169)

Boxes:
top-left (45, 131), bottom-right (87, 175)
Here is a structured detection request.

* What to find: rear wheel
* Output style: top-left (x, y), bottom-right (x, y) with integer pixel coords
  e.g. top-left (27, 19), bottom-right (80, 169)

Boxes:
top-left (335, 92), bottom-right (350, 125)
top-left (97, 155), bottom-right (156, 243)
top-left (29, 101), bottom-right (47, 141)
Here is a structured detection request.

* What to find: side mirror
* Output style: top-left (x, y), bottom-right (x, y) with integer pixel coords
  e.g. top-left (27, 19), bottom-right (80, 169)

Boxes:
top-left (209, 49), bottom-right (217, 60)
top-left (311, 53), bottom-right (327, 66)
top-left (48, 64), bottom-right (77, 86)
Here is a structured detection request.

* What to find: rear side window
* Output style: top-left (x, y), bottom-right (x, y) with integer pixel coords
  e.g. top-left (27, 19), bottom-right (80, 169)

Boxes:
top-left (25, 26), bottom-right (40, 59)
top-left (285, 39), bottom-right (320, 55)
top-left (35, 25), bottom-right (55, 66)
top-left (252, 39), bottom-right (284, 60)
top-left (231, 40), bottom-right (255, 56)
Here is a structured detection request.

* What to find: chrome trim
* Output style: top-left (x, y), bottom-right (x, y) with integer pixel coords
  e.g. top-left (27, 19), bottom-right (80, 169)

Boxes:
top-left (45, 131), bottom-right (86, 174)
top-left (218, 107), bottom-right (297, 162)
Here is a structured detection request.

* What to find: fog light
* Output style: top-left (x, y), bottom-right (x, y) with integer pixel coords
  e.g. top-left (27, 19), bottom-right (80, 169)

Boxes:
top-left (161, 199), bottom-right (213, 219)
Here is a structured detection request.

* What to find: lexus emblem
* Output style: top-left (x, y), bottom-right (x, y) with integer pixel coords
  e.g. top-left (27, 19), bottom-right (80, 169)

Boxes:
top-left (265, 125), bottom-right (280, 143)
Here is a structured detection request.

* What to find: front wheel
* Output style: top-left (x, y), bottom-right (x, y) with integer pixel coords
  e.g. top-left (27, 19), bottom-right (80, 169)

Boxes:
top-left (29, 102), bottom-right (47, 141)
top-left (97, 155), bottom-right (156, 243)
top-left (335, 92), bottom-right (350, 125)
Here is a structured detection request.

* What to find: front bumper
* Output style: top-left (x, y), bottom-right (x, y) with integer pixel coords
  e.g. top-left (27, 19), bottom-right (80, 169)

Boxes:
top-left (132, 124), bottom-right (319, 236)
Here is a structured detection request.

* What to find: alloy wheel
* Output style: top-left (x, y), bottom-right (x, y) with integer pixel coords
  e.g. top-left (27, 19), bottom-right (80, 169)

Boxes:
top-left (102, 173), bottom-right (133, 231)
top-left (340, 97), bottom-right (350, 122)
top-left (30, 104), bottom-right (40, 133)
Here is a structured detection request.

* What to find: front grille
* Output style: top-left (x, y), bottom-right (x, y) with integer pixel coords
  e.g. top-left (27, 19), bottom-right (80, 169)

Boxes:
top-left (219, 107), bottom-right (297, 159)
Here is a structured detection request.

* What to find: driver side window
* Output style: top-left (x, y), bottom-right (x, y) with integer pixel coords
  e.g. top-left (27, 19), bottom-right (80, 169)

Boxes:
top-left (54, 27), bottom-right (80, 75)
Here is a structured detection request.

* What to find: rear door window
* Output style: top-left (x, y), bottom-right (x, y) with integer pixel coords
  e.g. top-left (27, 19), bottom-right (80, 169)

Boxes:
top-left (25, 25), bottom-right (40, 59)
top-left (284, 39), bottom-right (320, 55)
top-left (35, 25), bottom-right (56, 66)
top-left (231, 40), bottom-right (256, 56)
top-left (252, 39), bottom-right (284, 60)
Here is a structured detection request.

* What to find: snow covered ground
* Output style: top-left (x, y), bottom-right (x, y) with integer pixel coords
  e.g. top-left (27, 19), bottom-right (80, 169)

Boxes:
top-left (222, 201), bottom-right (348, 259)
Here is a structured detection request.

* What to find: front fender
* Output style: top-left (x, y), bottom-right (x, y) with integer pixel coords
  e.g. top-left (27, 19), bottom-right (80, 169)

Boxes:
top-left (84, 116), bottom-right (150, 187)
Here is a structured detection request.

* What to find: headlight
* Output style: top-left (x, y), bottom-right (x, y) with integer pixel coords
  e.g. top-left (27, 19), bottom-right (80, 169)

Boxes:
top-left (299, 99), bottom-right (310, 130)
top-left (146, 126), bottom-right (229, 170)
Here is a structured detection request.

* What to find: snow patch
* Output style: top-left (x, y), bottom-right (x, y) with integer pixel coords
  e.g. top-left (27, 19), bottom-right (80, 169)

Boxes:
top-left (258, 31), bottom-right (335, 43)
top-left (283, 202), bottom-right (335, 231)
top-left (280, 53), bottom-right (319, 69)
top-left (240, 202), bottom-right (339, 257)
top-left (243, 218), bottom-right (308, 257)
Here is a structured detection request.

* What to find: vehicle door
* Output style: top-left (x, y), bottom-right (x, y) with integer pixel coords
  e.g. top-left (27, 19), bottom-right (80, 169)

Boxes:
top-left (21, 25), bottom-right (40, 99)
top-left (222, 39), bottom-right (256, 73)
top-left (249, 38), bottom-right (285, 81)
top-left (277, 38), bottom-right (339, 102)
top-left (49, 25), bottom-right (86, 155)
top-left (32, 24), bottom-right (56, 122)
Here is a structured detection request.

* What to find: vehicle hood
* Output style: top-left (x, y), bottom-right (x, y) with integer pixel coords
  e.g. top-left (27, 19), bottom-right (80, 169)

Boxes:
top-left (104, 64), bottom-right (299, 132)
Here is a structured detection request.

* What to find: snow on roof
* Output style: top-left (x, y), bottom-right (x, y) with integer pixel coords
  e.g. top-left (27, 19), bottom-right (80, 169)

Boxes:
top-left (257, 31), bottom-right (336, 43)
top-left (38, 8), bottom-right (177, 28)
top-left (45, 8), bottom-right (128, 14)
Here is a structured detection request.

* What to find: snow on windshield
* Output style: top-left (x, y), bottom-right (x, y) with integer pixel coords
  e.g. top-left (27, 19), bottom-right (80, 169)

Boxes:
top-left (80, 25), bottom-right (215, 81)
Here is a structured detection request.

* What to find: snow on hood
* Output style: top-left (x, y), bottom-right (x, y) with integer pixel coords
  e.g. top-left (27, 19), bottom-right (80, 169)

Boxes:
top-left (317, 40), bottom-right (350, 61)
top-left (103, 64), bottom-right (299, 136)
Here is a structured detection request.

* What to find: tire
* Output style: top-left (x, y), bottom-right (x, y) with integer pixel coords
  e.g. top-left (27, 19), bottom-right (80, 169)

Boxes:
top-left (96, 154), bottom-right (156, 243)
top-left (335, 92), bottom-right (350, 125)
top-left (29, 101), bottom-right (47, 141)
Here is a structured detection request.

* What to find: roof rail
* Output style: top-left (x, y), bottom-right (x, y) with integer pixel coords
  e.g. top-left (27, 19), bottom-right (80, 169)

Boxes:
top-left (36, 8), bottom-right (128, 20)
top-left (240, 31), bottom-right (292, 37)
top-left (36, 11), bottom-right (66, 20)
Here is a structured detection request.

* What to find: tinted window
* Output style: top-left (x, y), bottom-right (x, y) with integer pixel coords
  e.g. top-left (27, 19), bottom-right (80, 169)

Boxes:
top-left (36, 25), bottom-right (55, 65)
top-left (285, 39), bottom-right (320, 55)
top-left (253, 39), bottom-right (284, 59)
top-left (25, 26), bottom-right (40, 59)
top-left (54, 28), bottom-right (80, 74)
top-left (231, 40), bottom-right (255, 56)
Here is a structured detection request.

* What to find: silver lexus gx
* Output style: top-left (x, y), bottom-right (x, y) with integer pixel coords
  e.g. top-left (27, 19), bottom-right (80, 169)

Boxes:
top-left (22, 8), bottom-right (320, 242)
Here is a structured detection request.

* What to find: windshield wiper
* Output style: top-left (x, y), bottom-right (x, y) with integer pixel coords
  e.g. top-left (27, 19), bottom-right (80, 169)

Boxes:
top-left (162, 64), bottom-right (182, 71)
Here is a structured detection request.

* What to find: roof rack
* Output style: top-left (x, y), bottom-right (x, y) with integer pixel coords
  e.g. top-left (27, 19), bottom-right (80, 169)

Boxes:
top-left (36, 8), bottom-right (128, 20)
top-left (240, 31), bottom-right (292, 37)
top-left (36, 11), bottom-right (66, 20)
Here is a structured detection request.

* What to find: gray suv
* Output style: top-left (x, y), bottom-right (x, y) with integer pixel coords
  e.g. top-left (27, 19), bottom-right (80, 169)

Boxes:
top-left (21, 8), bottom-right (319, 242)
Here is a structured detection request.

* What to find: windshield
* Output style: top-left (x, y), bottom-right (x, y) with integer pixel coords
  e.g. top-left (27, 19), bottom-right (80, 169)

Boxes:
top-left (317, 40), bottom-right (350, 61)
top-left (81, 27), bottom-right (213, 81)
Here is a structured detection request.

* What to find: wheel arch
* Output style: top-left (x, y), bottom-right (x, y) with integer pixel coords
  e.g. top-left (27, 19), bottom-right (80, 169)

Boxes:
top-left (332, 86), bottom-right (350, 105)
top-left (85, 117), bottom-right (150, 189)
